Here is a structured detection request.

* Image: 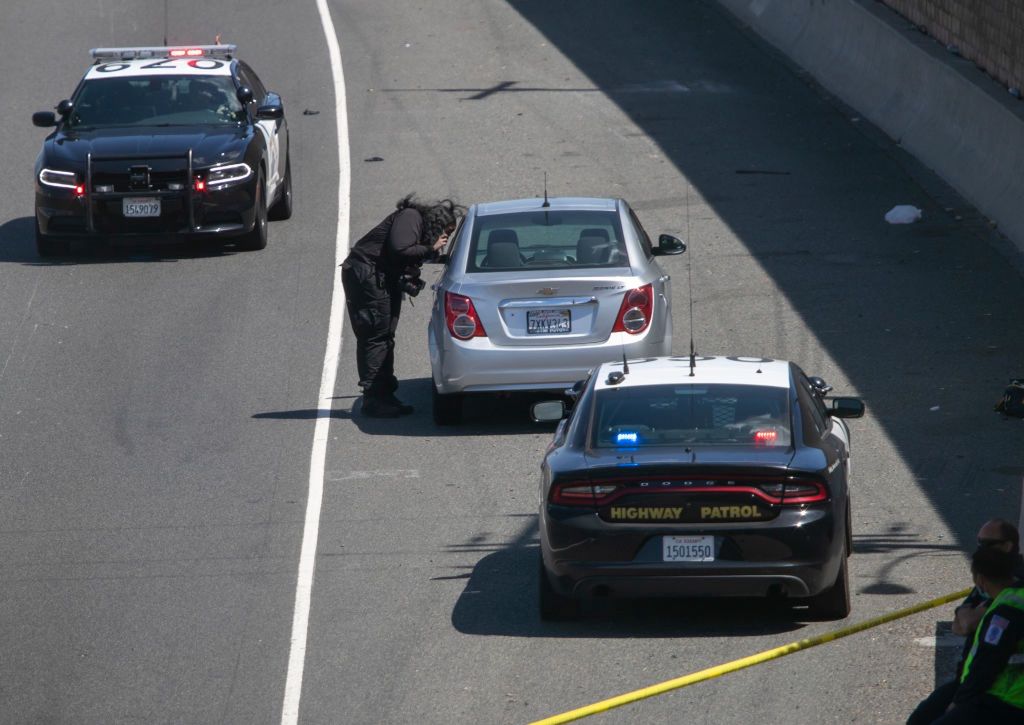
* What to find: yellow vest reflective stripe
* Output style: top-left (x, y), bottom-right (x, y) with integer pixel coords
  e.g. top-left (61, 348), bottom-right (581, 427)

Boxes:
top-left (961, 586), bottom-right (1024, 709)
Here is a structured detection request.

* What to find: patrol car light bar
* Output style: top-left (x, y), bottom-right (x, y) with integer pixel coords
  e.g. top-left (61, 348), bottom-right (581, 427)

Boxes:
top-left (89, 45), bottom-right (237, 61)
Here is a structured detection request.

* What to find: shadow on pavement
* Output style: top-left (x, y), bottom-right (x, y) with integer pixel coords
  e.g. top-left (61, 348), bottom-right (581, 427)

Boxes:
top-left (254, 377), bottom-right (564, 437)
top-left (449, 518), bottom-right (810, 638)
top-left (0, 215), bottom-right (241, 265)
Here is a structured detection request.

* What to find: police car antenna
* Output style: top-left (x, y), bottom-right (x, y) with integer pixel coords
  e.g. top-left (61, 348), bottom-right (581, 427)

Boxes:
top-left (162, 0), bottom-right (168, 45)
top-left (542, 172), bottom-right (550, 208)
top-left (686, 180), bottom-right (696, 377)
top-left (622, 349), bottom-right (630, 375)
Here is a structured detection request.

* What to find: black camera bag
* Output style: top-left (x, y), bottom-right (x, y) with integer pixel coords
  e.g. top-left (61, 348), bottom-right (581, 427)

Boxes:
top-left (995, 379), bottom-right (1024, 418)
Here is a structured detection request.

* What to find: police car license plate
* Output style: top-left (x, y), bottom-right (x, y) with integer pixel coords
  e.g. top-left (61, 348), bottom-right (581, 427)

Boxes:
top-left (663, 535), bottom-right (715, 562)
top-left (527, 309), bottom-right (571, 334)
top-left (123, 197), bottom-right (161, 218)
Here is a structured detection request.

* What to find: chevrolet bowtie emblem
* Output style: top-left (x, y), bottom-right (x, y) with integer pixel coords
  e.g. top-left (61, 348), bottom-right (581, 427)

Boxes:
top-left (538, 288), bottom-right (557, 295)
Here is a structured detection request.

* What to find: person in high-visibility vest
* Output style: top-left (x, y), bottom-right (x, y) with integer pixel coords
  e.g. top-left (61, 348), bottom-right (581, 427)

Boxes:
top-left (909, 519), bottom-right (1024, 724)
top-left (932, 546), bottom-right (1024, 723)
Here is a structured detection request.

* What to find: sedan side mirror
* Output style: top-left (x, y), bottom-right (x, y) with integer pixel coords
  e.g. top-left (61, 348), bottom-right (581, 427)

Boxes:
top-left (33, 111), bottom-right (57, 127)
top-left (237, 86), bottom-right (254, 104)
top-left (652, 233), bottom-right (686, 256)
top-left (56, 99), bottom-right (74, 116)
top-left (256, 91), bottom-right (284, 120)
top-left (828, 397), bottom-right (865, 419)
top-left (531, 400), bottom-right (567, 423)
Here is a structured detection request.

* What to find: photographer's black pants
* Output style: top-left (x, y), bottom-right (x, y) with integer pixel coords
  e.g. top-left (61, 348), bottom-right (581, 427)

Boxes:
top-left (341, 260), bottom-right (401, 399)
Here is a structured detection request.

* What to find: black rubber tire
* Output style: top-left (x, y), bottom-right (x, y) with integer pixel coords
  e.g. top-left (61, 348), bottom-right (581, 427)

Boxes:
top-left (35, 219), bottom-right (68, 258)
top-left (808, 553), bottom-right (851, 620)
top-left (268, 155), bottom-right (292, 221)
top-left (538, 555), bottom-right (580, 621)
top-left (237, 171), bottom-right (268, 250)
top-left (432, 385), bottom-right (463, 425)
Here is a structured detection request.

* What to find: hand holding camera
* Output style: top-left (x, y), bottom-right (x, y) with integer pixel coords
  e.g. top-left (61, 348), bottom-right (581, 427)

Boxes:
top-left (399, 268), bottom-right (426, 297)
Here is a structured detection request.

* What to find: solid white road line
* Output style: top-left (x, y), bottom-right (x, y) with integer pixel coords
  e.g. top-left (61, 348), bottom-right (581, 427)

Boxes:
top-left (280, 1), bottom-right (351, 723)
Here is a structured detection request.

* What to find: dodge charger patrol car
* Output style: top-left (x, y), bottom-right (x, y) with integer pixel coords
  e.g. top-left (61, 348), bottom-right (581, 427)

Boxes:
top-left (32, 45), bottom-right (291, 256)
top-left (532, 355), bottom-right (865, 621)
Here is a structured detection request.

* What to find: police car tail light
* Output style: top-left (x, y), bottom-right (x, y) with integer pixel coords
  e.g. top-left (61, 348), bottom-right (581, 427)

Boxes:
top-left (39, 169), bottom-right (79, 190)
top-left (445, 292), bottom-right (487, 340)
top-left (757, 479), bottom-right (827, 504)
top-left (612, 283), bottom-right (653, 334)
top-left (551, 483), bottom-right (620, 506)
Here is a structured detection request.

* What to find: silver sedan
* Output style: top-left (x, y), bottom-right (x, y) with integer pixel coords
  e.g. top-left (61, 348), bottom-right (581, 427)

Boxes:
top-left (427, 196), bottom-right (686, 424)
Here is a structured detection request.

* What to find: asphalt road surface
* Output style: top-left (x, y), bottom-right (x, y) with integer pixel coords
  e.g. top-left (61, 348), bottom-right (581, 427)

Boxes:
top-left (2, 1), bottom-right (1024, 723)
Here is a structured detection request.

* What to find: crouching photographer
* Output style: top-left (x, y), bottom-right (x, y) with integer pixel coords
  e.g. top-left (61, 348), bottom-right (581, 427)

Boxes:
top-left (341, 194), bottom-right (463, 418)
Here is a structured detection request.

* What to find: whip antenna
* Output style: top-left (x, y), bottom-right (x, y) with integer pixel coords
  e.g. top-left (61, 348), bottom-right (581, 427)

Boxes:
top-left (542, 172), bottom-right (550, 208)
top-left (686, 180), bottom-right (696, 377)
top-left (162, 0), bottom-right (169, 45)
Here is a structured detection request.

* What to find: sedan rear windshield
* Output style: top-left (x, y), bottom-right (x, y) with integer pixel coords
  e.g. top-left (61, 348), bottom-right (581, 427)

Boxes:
top-left (591, 383), bottom-right (792, 448)
top-left (466, 210), bottom-right (627, 272)
top-left (68, 76), bottom-right (247, 129)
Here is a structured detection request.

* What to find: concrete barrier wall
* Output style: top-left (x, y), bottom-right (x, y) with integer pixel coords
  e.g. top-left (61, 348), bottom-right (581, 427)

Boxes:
top-left (716, 0), bottom-right (1024, 251)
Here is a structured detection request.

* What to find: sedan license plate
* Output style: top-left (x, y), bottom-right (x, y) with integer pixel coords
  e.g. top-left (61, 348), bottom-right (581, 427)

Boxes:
top-left (123, 197), bottom-right (161, 218)
top-left (663, 535), bottom-right (715, 562)
top-left (527, 309), bottom-right (571, 335)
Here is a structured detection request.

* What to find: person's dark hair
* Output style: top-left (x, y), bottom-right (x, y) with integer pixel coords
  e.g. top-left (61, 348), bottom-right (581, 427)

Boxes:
top-left (971, 546), bottom-right (1019, 583)
top-left (986, 518), bottom-right (1021, 554)
top-left (396, 194), bottom-right (465, 244)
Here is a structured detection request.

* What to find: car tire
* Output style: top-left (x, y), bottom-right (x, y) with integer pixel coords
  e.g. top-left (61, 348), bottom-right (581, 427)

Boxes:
top-left (538, 555), bottom-right (580, 621)
top-left (268, 155), bottom-right (292, 221)
top-left (237, 171), bottom-right (268, 251)
top-left (432, 385), bottom-right (463, 425)
top-left (35, 219), bottom-right (68, 258)
top-left (808, 553), bottom-right (851, 620)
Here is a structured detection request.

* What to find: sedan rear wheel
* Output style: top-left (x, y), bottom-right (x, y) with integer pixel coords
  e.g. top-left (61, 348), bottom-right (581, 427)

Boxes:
top-left (432, 385), bottom-right (463, 425)
top-left (538, 556), bottom-right (580, 621)
top-left (807, 553), bottom-right (851, 620)
top-left (268, 155), bottom-right (292, 221)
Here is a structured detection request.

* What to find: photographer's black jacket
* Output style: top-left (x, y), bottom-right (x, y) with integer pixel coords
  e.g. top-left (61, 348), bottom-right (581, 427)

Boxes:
top-left (346, 208), bottom-right (433, 279)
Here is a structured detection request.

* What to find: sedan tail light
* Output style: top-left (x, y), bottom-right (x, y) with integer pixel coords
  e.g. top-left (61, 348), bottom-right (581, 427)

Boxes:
top-left (550, 482), bottom-right (621, 506)
top-left (549, 476), bottom-right (828, 507)
top-left (612, 283), bottom-right (653, 334)
top-left (445, 292), bottom-right (487, 339)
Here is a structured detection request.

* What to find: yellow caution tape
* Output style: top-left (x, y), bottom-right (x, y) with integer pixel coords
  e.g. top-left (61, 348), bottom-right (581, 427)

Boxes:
top-left (529, 588), bottom-right (972, 725)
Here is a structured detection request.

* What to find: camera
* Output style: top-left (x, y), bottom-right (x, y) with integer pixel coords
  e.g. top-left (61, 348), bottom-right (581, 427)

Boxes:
top-left (399, 271), bottom-right (426, 297)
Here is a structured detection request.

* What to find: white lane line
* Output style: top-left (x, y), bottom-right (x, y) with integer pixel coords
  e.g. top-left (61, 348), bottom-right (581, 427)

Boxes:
top-left (280, 0), bottom-right (351, 722)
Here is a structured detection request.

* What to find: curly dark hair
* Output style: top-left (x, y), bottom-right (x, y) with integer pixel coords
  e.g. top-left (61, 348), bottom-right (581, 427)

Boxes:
top-left (396, 194), bottom-right (466, 244)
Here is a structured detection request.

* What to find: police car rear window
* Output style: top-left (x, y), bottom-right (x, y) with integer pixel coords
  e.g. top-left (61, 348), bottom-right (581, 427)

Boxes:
top-left (591, 383), bottom-right (792, 448)
top-left (467, 210), bottom-right (628, 272)
top-left (68, 76), bottom-right (246, 129)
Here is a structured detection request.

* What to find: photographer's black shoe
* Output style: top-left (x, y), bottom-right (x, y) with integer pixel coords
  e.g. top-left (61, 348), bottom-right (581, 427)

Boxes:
top-left (385, 394), bottom-right (414, 416)
top-left (361, 396), bottom-right (403, 418)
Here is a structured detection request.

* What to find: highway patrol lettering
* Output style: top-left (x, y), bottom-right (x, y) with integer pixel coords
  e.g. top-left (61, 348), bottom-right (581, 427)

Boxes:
top-left (609, 507), bottom-right (684, 521)
top-left (700, 505), bottom-right (763, 520)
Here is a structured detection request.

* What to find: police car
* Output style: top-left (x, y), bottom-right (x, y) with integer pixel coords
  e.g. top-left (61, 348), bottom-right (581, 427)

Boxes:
top-left (532, 355), bottom-right (865, 620)
top-left (32, 45), bottom-right (291, 256)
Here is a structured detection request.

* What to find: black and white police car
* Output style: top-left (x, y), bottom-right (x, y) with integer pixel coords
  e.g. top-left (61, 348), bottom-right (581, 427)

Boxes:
top-left (532, 355), bottom-right (865, 621)
top-left (32, 45), bottom-right (291, 256)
